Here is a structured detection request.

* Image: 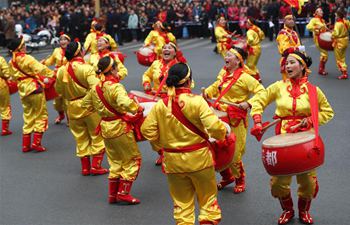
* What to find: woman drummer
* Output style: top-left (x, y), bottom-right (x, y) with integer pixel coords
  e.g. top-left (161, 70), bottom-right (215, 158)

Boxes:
top-left (306, 8), bottom-right (329, 76)
top-left (0, 55), bottom-right (13, 136)
top-left (143, 21), bottom-right (176, 59)
top-left (215, 16), bottom-right (233, 58)
top-left (205, 47), bottom-right (265, 194)
top-left (42, 32), bottom-right (70, 124)
top-left (82, 56), bottom-right (143, 204)
top-left (141, 63), bottom-right (227, 225)
top-left (250, 50), bottom-right (334, 224)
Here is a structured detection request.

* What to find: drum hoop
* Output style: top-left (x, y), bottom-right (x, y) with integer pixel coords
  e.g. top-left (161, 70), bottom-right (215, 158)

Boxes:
top-left (130, 90), bottom-right (156, 101)
top-left (319, 32), bottom-right (332, 41)
top-left (210, 107), bottom-right (228, 118)
top-left (262, 131), bottom-right (316, 148)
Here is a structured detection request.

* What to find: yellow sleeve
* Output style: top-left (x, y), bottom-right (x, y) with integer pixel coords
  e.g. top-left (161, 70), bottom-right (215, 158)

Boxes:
top-left (81, 88), bottom-right (94, 109)
top-left (316, 87), bottom-right (334, 125)
top-left (142, 61), bottom-right (155, 85)
top-left (140, 101), bottom-right (160, 142)
top-left (215, 27), bottom-right (228, 41)
top-left (107, 34), bottom-right (118, 51)
top-left (259, 27), bottom-right (265, 40)
top-left (244, 75), bottom-right (266, 105)
top-left (276, 34), bottom-right (291, 55)
top-left (0, 57), bottom-right (11, 79)
top-left (115, 56), bottom-right (128, 80)
top-left (205, 79), bottom-right (220, 99)
top-left (168, 33), bottom-right (176, 43)
top-left (26, 55), bottom-right (54, 78)
top-left (250, 81), bottom-right (280, 116)
top-left (332, 22), bottom-right (342, 38)
top-left (54, 67), bottom-right (64, 96)
top-left (42, 48), bottom-right (57, 66)
top-left (111, 83), bottom-right (139, 114)
top-left (83, 65), bottom-right (100, 89)
top-left (306, 18), bottom-right (316, 32)
top-left (247, 29), bottom-right (258, 46)
top-left (84, 33), bottom-right (93, 53)
top-left (144, 31), bottom-right (155, 46)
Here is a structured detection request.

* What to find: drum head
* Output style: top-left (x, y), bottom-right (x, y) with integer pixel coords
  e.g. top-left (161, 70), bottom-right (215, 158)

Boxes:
top-left (262, 131), bottom-right (316, 148)
top-left (319, 32), bottom-right (332, 41)
top-left (130, 90), bottom-right (160, 101)
top-left (139, 102), bottom-right (156, 116)
top-left (139, 47), bottom-right (154, 56)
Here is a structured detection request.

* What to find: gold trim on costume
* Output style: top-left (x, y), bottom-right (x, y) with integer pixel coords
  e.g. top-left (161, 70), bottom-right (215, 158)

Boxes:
top-left (74, 42), bottom-right (81, 57)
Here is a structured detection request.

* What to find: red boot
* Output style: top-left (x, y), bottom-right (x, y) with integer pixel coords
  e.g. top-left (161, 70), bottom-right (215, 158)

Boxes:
top-left (22, 133), bottom-right (32, 153)
top-left (54, 111), bottom-right (65, 124)
top-left (338, 71), bottom-right (348, 80)
top-left (1, 120), bottom-right (12, 136)
top-left (80, 156), bottom-right (91, 176)
top-left (298, 198), bottom-right (313, 224)
top-left (318, 60), bottom-right (328, 76)
top-left (155, 150), bottom-right (163, 166)
top-left (91, 152), bottom-right (109, 175)
top-left (233, 162), bottom-right (246, 194)
top-left (117, 179), bottom-right (140, 204)
top-left (31, 132), bottom-right (46, 152)
top-left (108, 178), bottom-right (119, 204)
top-left (217, 168), bottom-right (235, 190)
top-left (278, 194), bottom-right (295, 225)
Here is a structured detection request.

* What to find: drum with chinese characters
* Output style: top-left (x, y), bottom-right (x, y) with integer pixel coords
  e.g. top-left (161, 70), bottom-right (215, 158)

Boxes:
top-left (128, 90), bottom-right (160, 103)
top-left (136, 46), bottom-right (156, 66)
top-left (318, 32), bottom-right (334, 51)
top-left (6, 80), bottom-right (18, 94)
top-left (209, 122), bottom-right (236, 171)
top-left (261, 131), bottom-right (324, 176)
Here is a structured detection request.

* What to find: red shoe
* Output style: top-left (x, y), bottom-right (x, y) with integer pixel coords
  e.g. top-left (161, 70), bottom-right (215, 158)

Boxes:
top-left (318, 61), bottom-right (328, 76)
top-left (117, 179), bottom-right (140, 205)
top-left (338, 71), bottom-right (348, 80)
top-left (31, 132), bottom-right (46, 152)
top-left (155, 150), bottom-right (163, 166)
top-left (80, 156), bottom-right (91, 176)
top-left (217, 168), bottom-right (235, 190)
top-left (298, 198), bottom-right (313, 224)
top-left (54, 111), bottom-right (65, 124)
top-left (22, 133), bottom-right (32, 153)
top-left (278, 194), bottom-right (295, 225)
top-left (108, 178), bottom-right (119, 204)
top-left (91, 152), bottom-right (108, 175)
top-left (1, 120), bottom-right (12, 136)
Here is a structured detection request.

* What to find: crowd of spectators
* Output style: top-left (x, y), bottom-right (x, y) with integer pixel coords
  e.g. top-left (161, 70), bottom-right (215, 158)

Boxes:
top-left (1, 0), bottom-right (350, 47)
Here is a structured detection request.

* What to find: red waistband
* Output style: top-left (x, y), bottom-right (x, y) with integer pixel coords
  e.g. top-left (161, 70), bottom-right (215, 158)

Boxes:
top-left (273, 115), bottom-right (307, 120)
top-left (163, 141), bottom-right (208, 153)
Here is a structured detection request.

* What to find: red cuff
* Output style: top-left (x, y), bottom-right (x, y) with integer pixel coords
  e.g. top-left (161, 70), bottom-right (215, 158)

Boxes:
top-left (252, 114), bottom-right (262, 124)
top-left (143, 82), bottom-right (151, 88)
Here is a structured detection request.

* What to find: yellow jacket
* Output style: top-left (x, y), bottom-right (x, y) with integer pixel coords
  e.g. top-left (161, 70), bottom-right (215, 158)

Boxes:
top-left (332, 18), bottom-right (350, 49)
top-left (306, 16), bottom-right (327, 36)
top-left (42, 47), bottom-right (67, 69)
top-left (9, 52), bottom-right (54, 98)
top-left (247, 25), bottom-right (265, 47)
top-left (144, 30), bottom-right (176, 56)
top-left (205, 67), bottom-right (265, 111)
top-left (55, 58), bottom-right (100, 119)
top-left (276, 26), bottom-right (301, 55)
top-left (215, 25), bottom-right (230, 54)
top-left (82, 79), bottom-right (139, 139)
top-left (141, 90), bottom-right (227, 174)
top-left (88, 50), bottom-right (128, 80)
top-left (250, 78), bottom-right (334, 133)
top-left (84, 32), bottom-right (118, 54)
top-left (0, 56), bottom-right (11, 90)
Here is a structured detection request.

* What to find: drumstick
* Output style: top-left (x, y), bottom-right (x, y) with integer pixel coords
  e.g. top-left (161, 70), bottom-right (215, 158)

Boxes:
top-left (289, 122), bottom-right (303, 132)
top-left (261, 119), bottom-right (281, 132)
top-left (210, 98), bottom-right (240, 108)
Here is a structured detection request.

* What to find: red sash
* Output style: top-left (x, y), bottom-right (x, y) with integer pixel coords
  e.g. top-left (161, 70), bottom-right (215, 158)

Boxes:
top-left (214, 68), bottom-right (243, 105)
top-left (67, 59), bottom-right (87, 89)
top-left (153, 59), bottom-right (178, 98)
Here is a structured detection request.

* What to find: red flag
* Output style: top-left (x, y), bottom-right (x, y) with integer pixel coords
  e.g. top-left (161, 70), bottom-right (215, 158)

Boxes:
top-left (282, 0), bottom-right (307, 14)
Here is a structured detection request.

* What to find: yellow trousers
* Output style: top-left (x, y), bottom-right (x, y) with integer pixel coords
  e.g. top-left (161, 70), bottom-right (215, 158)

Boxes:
top-left (0, 86), bottom-right (11, 120)
top-left (314, 38), bottom-right (328, 62)
top-left (334, 37), bottom-right (348, 72)
top-left (246, 46), bottom-right (261, 75)
top-left (68, 112), bottom-right (105, 158)
top-left (104, 131), bottom-right (142, 180)
top-left (167, 167), bottom-right (221, 225)
top-left (226, 120), bottom-right (247, 178)
top-left (20, 92), bottom-right (48, 134)
top-left (270, 169), bottom-right (318, 200)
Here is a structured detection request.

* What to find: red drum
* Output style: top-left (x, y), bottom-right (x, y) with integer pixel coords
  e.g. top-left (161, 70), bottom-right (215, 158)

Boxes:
top-left (136, 46), bottom-right (156, 66)
top-left (126, 101), bottom-right (156, 142)
top-left (40, 77), bottom-right (58, 101)
top-left (318, 32), bottom-right (334, 51)
top-left (209, 122), bottom-right (236, 171)
top-left (231, 38), bottom-right (247, 52)
top-left (262, 131), bottom-right (325, 176)
top-left (6, 80), bottom-right (18, 95)
top-left (128, 90), bottom-right (160, 103)
top-left (111, 51), bottom-right (126, 64)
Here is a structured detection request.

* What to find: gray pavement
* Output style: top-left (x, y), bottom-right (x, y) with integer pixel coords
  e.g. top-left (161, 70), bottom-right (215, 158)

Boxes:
top-left (0, 38), bottom-right (349, 225)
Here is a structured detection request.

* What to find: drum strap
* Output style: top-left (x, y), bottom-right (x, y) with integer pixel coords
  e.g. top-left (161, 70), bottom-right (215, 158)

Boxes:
top-left (153, 59), bottom-right (178, 99)
top-left (11, 55), bottom-right (44, 88)
top-left (307, 83), bottom-right (320, 149)
top-left (67, 62), bottom-right (87, 89)
top-left (214, 67), bottom-right (243, 105)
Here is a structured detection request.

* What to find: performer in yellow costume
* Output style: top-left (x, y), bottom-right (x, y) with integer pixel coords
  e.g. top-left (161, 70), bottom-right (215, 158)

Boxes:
top-left (306, 8), bottom-right (329, 76)
top-left (42, 33), bottom-right (70, 124)
top-left (88, 36), bottom-right (127, 80)
top-left (250, 51), bottom-right (334, 225)
top-left (84, 20), bottom-right (118, 55)
top-left (246, 18), bottom-right (265, 82)
top-left (0, 55), bottom-right (12, 136)
top-left (8, 37), bottom-right (54, 152)
top-left (332, 9), bottom-right (349, 80)
top-left (82, 56), bottom-right (142, 204)
top-left (55, 41), bottom-right (108, 176)
top-left (215, 16), bottom-right (232, 58)
top-left (141, 63), bottom-right (227, 225)
top-left (143, 21), bottom-right (176, 58)
top-left (276, 15), bottom-right (302, 80)
top-left (205, 47), bottom-right (265, 194)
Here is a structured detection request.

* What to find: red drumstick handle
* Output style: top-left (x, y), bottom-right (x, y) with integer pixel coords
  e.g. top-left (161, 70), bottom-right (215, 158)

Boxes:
top-left (261, 119), bottom-right (281, 132)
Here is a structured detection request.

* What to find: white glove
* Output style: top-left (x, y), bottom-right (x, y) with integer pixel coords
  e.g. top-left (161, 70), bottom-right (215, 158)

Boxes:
top-left (298, 45), bottom-right (306, 52)
top-left (43, 77), bottom-right (50, 84)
